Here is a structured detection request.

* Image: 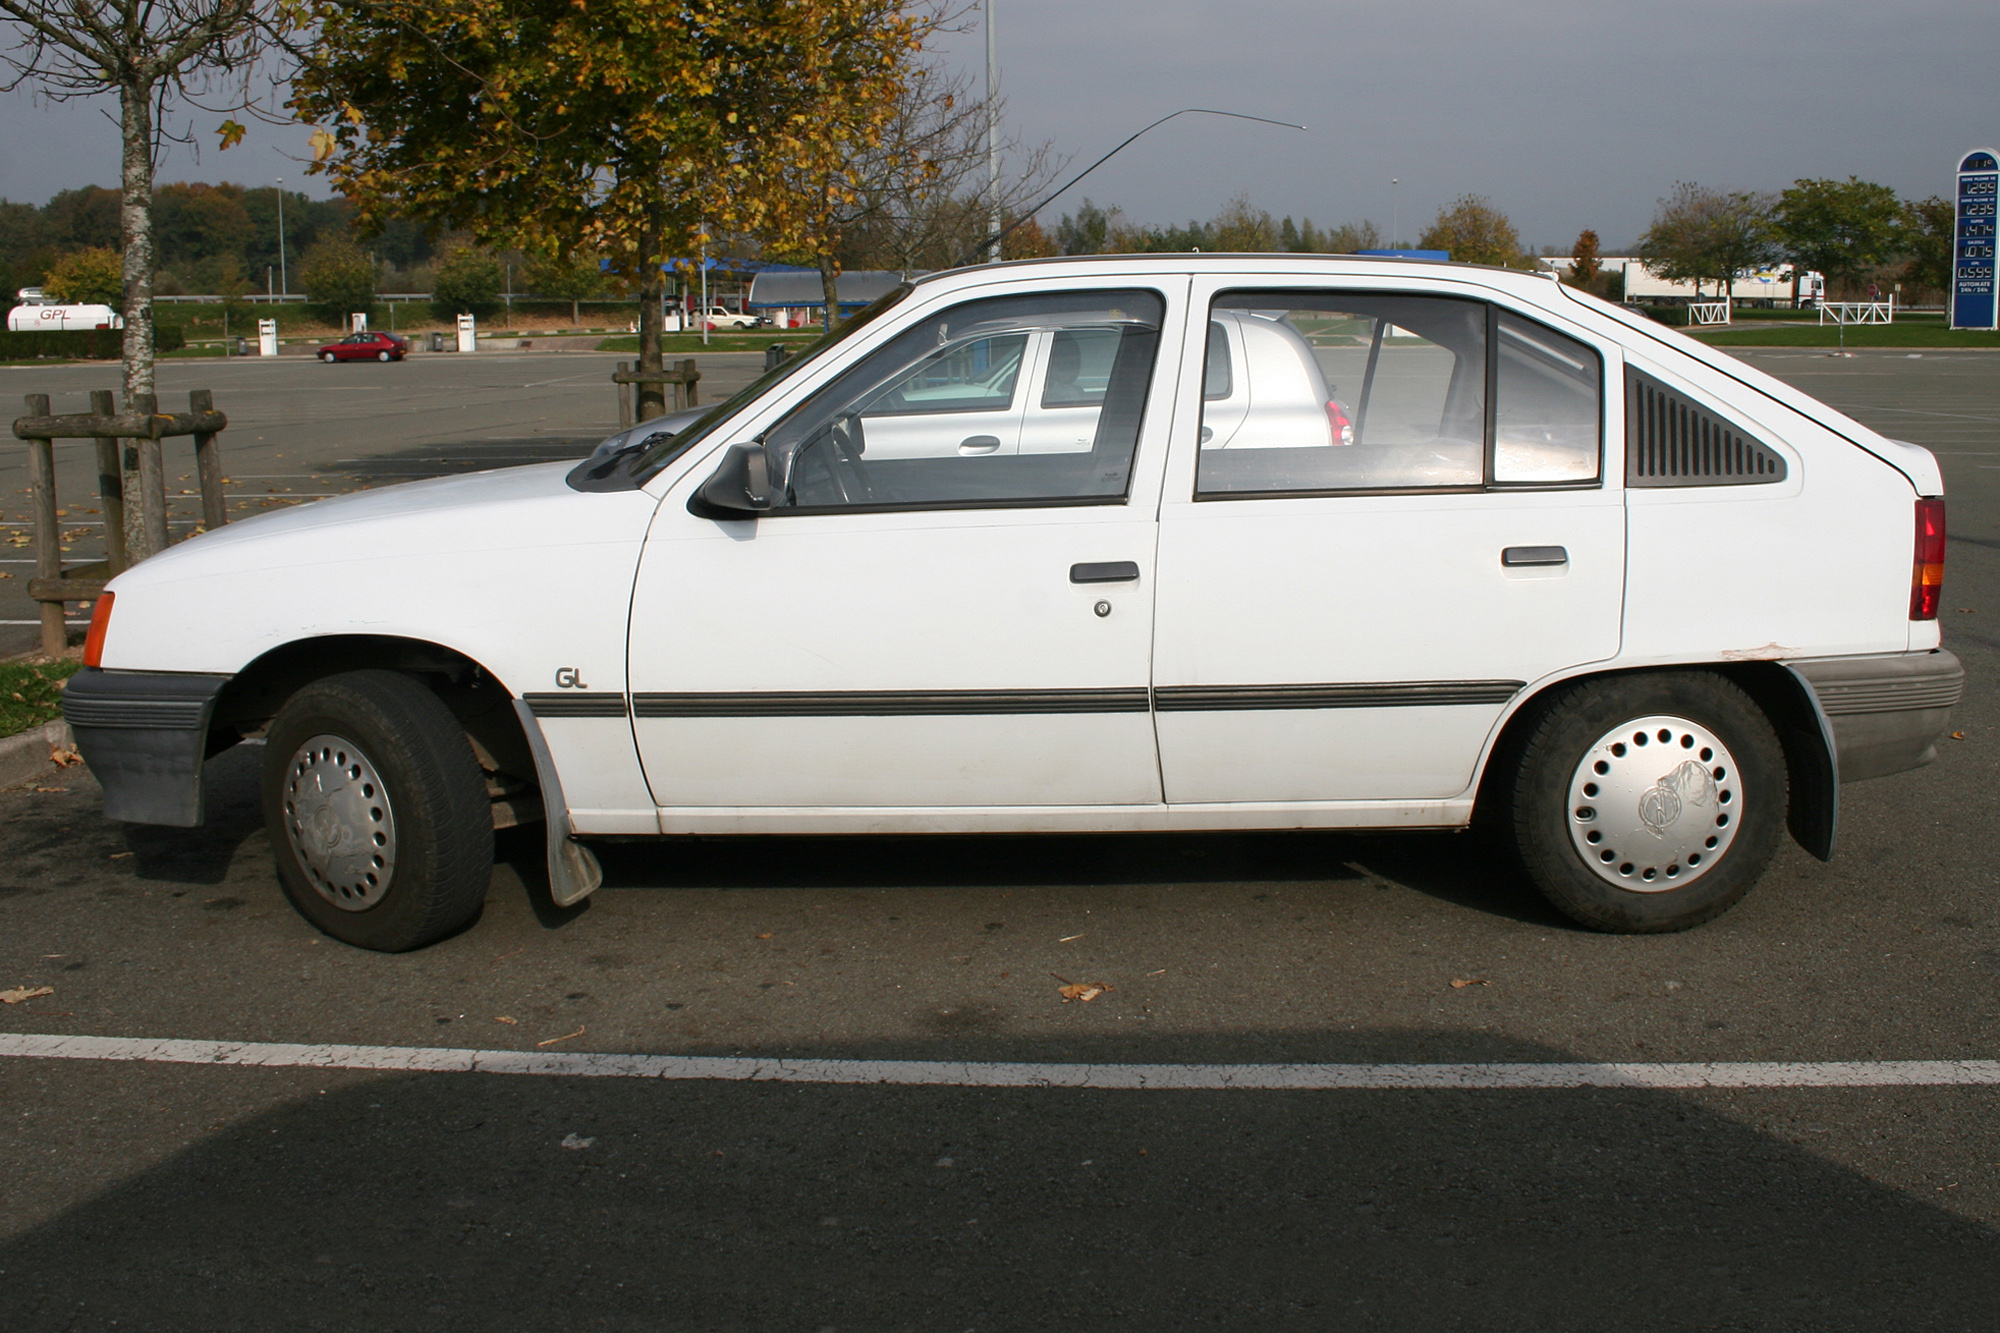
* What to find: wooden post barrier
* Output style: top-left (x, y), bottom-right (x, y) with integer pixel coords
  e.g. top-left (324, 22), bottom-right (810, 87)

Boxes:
top-left (11, 390), bottom-right (230, 657)
top-left (610, 359), bottom-right (701, 423)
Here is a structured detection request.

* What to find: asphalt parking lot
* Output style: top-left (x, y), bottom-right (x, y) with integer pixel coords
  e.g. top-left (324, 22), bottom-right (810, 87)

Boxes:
top-left (1, 347), bottom-right (1997, 1328)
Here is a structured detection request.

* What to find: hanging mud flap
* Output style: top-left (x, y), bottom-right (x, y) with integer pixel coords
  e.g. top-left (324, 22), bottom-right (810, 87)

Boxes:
top-left (510, 699), bottom-right (605, 907)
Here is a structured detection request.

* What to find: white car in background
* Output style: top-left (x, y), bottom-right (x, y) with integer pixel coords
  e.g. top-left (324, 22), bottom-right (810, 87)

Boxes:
top-left (697, 306), bottom-right (759, 330)
top-left (67, 254), bottom-right (1960, 951)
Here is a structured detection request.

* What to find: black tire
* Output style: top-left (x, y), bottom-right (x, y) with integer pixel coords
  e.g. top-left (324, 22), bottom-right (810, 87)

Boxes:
top-left (1505, 671), bottom-right (1786, 933)
top-left (262, 670), bottom-right (493, 951)
top-left (377, 350), bottom-right (390, 361)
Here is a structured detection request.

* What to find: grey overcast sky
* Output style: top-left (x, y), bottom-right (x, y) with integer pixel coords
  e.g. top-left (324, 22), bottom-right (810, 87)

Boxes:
top-left (3, 0), bottom-right (1994, 250)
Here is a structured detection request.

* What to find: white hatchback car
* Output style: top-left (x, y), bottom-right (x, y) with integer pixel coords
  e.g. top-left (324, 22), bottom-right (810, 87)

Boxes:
top-left (697, 305), bottom-right (759, 330)
top-left (67, 255), bottom-right (1961, 951)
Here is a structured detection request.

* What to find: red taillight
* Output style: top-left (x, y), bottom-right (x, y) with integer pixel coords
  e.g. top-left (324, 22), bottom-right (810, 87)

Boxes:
top-left (83, 591), bottom-right (114, 666)
top-left (1326, 400), bottom-right (1355, 446)
top-left (1911, 498), bottom-right (1945, 620)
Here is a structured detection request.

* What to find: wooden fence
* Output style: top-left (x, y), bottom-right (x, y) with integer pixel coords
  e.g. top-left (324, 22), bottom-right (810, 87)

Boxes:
top-left (11, 389), bottom-right (228, 657)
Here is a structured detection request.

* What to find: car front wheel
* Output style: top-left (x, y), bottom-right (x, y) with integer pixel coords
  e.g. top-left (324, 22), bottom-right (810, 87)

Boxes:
top-left (262, 670), bottom-right (494, 951)
top-left (377, 350), bottom-right (391, 361)
top-left (1505, 672), bottom-right (1786, 933)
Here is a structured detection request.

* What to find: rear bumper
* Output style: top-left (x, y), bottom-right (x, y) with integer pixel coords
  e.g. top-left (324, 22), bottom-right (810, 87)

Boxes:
top-left (1787, 650), bottom-right (1963, 783)
top-left (61, 668), bottom-right (231, 826)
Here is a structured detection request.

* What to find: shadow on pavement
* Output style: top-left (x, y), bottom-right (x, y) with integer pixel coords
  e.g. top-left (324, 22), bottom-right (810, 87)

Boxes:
top-left (1, 1028), bottom-right (1994, 1330)
top-left (15, 741), bottom-right (1573, 933)
top-left (583, 826), bottom-right (1572, 932)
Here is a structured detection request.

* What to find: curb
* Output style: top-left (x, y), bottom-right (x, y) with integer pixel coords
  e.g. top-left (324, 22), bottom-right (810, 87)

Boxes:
top-left (0, 719), bottom-right (79, 790)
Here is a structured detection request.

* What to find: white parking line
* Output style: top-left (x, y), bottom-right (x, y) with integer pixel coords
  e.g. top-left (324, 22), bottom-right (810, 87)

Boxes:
top-left (2, 1033), bottom-right (1996, 1090)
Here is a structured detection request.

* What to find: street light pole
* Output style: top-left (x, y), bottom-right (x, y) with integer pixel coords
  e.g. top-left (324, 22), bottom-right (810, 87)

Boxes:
top-left (985, 0), bottom-right (1000, 263)
top-left (1391, 178), bottom-right (1399, 248)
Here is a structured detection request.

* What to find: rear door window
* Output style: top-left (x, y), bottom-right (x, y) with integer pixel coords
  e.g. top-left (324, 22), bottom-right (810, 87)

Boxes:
top-left (1196, 294), bottom-right (1486, 494)
top-left (1194, 291), bottom-right (1602, 496)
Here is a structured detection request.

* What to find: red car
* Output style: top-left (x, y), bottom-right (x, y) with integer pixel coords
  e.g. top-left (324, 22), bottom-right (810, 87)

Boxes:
top-left (318, 331), bottom-right (408, 362)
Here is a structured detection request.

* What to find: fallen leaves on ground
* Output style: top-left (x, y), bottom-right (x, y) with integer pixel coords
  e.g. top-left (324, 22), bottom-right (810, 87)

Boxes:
top-left (1052, 973), bottom-right (1113, 1003)
top-left (493, 1015), bottom-right (518, 1025)
top-left (1449, 978), bottom-right (1489, 989)
top-left (1951, 731), bottom-right (1966, 740)
top-left (536, 1025), bottom-right (586, 1047)
top-left (48, 746), bottom-right (82, 767)
top-left (1, 986), bottom-right (54, 1004)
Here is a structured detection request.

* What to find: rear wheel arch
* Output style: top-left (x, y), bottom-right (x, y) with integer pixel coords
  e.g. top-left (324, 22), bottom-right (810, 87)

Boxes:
top-left (1477, 661), bottom-right (1836, 862)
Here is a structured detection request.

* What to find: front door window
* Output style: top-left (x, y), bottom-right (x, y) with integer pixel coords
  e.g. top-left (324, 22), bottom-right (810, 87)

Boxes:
top-left (761, 288), bottom-right (1166, 511)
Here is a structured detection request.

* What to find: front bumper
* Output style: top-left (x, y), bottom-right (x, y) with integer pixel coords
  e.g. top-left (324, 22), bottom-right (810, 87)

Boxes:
top-left (62, 668), bottom-right (231, 826)
top-left (1788, 649), bottom-right (1964, 783)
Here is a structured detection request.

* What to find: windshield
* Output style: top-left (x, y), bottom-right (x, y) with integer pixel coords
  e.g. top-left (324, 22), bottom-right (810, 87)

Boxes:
top-left (629, 283), bottom-right (915, 485)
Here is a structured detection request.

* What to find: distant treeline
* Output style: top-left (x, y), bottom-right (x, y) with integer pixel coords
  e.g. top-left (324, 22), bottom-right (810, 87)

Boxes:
top-left (0, 183), bottom-right (439, 299)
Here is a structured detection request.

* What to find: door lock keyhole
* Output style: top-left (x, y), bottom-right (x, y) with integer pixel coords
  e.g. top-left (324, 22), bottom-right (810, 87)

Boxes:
top-left (1093, 600), bottom-right (1112, 618)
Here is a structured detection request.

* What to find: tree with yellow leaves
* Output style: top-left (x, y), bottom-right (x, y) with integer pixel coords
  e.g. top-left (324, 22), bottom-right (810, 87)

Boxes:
top-left (0, 0), bottom-right (271, 558)
top-left (294, 0), bottom-right (926, 417)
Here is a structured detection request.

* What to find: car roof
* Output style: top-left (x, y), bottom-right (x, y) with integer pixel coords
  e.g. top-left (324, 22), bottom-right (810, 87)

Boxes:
top-left (911, 251), bottom-right (1561, 292)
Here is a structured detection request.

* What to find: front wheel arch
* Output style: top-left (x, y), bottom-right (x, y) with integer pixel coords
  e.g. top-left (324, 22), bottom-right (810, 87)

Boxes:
top-left (212, 635), bottom-right (539, 798)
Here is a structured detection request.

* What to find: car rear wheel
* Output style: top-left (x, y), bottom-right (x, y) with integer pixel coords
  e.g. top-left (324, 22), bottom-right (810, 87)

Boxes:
top-left (321, 351), bottom-right (336, 363)
top-left (1504, 672), bottom-right (1786, 933)
top-left (262, 670), bottom-right (493, 951)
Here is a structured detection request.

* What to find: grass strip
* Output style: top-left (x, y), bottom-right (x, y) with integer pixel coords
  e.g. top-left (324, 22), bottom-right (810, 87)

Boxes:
top-left (0, 659), bottom-right (81, 739)
top-left (1685, 325), bottom-right (2000, 349)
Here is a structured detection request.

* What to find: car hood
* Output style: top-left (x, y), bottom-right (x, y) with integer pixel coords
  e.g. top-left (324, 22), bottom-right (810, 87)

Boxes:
top-left (110, 461), bottom-right (662, 592)
top-left (99, 460), bottom-right (667, 676)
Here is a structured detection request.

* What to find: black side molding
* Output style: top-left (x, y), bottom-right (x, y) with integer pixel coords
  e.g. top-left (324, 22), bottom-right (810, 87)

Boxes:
top-left (1155, 681), bottom-right (1522, 711)
top-left (632, 688), bottom-right (1151, 718)
top-left (62, 668), bottom-right (230, 826)
top-left (522, 692), bottom-right (630, 719)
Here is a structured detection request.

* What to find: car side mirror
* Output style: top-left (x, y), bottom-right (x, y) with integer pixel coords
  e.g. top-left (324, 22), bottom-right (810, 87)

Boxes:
top-left (689, 441), bottom-right (777, 518)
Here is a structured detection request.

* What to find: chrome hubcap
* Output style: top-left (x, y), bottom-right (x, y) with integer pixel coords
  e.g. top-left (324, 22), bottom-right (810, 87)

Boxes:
top-left (282, 734), bottom-right (396, 911)
top-left (1566, 715), bottom-right (1740, 892)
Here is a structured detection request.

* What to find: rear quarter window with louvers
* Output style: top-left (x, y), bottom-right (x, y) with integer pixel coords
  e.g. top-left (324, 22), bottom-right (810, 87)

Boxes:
top-left (1626, 367), bottom-right (1788, 487)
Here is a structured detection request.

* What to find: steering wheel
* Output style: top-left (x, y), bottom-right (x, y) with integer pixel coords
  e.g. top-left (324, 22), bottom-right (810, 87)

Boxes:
top-left (826, 414), bottom-right (876, 504)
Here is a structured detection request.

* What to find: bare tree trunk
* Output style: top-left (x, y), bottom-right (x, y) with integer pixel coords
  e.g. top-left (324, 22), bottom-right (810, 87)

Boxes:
top-left (635, 217), bottom-right (665, 421)
top-left (818, 255), bottom-right (841, 334)
top-left (118, 74), bottom-right (164, 562)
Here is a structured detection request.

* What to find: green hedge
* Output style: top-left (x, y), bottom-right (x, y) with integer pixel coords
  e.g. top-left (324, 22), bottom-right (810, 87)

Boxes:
top-left (0, 325), bottom-right (183, 360)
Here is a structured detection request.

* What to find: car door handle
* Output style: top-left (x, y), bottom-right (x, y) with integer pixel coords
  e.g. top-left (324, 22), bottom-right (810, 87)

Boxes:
top-left (1071, 561), bottom-right (1141, 584)
top-left (1501, 545), bottom-right (1568, 567)
top-left (959, 435), bottom-right (1002, 455)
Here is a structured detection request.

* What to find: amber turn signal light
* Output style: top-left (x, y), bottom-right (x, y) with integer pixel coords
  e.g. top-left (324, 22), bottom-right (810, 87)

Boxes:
top-left (83, 590), bottom-right (114, 666)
